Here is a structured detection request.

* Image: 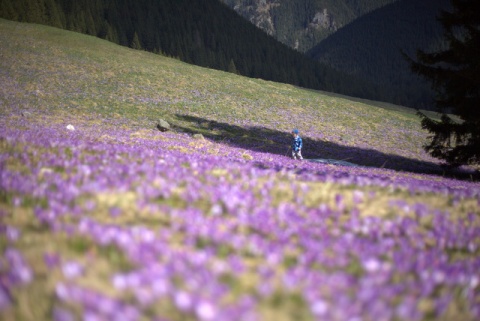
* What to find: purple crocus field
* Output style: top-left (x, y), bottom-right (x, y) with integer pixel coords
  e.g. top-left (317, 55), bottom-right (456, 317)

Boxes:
top-left (1, 112), bottom-right (479, 321)
top-left (1, 18), bottom-right (480, 321)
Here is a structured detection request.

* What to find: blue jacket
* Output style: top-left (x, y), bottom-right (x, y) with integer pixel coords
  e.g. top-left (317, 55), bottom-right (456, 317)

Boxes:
top-left (292, 136), bottom-right (303, 152)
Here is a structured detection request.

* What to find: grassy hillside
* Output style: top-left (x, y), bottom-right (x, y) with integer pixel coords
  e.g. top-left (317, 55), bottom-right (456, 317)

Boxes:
top-left (0, 18), bottom-right (451, 174)
top-left (0, 0), bottom-right (380, 103)
top-left (1, 19), bottom-right (480, 321)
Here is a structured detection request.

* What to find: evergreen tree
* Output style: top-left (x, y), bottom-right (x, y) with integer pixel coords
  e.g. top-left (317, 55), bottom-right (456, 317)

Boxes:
top-left (228, 59), bottom-right (238, 74)
top-left (407, 0), bottom-right (480, 166)
top-left (0, 0), bottom-right (18, 21)
top-left (131, 31), bottom-right (142, 50)
top-left (44, 0), bottom-right (64, 28)
top-left (24, 0), bottom-right (44, 23)
top-left (105, 23), bottom-right (119, 43)
top-left (84, 8), bottom-right (97, 36)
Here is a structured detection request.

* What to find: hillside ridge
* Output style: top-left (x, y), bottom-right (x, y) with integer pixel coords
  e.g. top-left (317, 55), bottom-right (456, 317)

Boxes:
top-left (307, 0), bottom-right (451, 109)
top-left (2, 18), bottom-right (470, 178)
top-left (221, 0), bottom-right (397, 52)
top-left (0, 0), bottom-right (382, 102)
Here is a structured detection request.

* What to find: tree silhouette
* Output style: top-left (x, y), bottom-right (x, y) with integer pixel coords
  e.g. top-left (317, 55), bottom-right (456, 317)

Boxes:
top-left (131, 31), bottom-right (142, 50)
top-left (228, 59), bottom-right (238, 74)
top-left (406, 0), bottom-right (480, 167)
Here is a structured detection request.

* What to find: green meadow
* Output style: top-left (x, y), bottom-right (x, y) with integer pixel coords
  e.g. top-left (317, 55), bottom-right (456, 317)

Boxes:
top-left (1, 18), bottom-right (435, 166)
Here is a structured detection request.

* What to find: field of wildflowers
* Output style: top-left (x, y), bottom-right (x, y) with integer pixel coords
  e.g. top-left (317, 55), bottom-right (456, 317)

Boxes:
top-left (1, 19), bottom-right (479, 321)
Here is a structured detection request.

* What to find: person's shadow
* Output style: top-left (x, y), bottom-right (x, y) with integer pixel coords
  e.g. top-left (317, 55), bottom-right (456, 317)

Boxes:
top-left (171, 114), bottom-right (478, 180)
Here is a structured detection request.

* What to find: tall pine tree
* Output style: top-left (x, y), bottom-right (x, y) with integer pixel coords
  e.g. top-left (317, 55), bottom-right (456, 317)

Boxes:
top-left (407, 0), bottom-right (480, 167)
top-left (131, 31), bottom-right (142, 50)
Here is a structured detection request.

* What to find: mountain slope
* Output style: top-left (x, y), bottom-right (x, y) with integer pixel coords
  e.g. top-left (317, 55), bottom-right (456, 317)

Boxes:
top-left (307, 0), bottom-right (451, 109)
top-left (221, 0), bottom-right (397, 52)
top-left (0, 18), bottom-right (447, 174)
top-left (0, 0), bottom-right (381, 101)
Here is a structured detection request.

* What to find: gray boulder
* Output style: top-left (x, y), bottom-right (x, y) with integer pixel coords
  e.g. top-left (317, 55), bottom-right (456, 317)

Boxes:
top-left (156, 119), bottom-right (171, 132)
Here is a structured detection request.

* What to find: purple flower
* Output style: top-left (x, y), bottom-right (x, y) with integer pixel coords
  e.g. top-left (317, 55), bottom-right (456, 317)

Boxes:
top-left (395, 296), bottom-right (421, 321)
top-left (352, 190), bottom-right (364, 204)
top-left (53, 306), bottom-right (75, 321)
top-left (311, 299), bottom-right (329, 317)
top-left (362, 258), bottom-right (381, 273)
top-left (5, 226), bottom-right (20, 242)
top-left (44, 252), bottom-right (61, 269)
top-left (15, 265), bottom-right (33, 284)
top-left (0, 285), bottom-right (12, 310)
top-left (109, 206), bottom-right (122, 218)
top-left (112, 274), bottom-right (128, 290)
top-left (61, 261), bottom-right (84, 279)
top-left (174, 291), bottom-right (192, 312)
top-left (195, 301), bottom-right (217, 321)
top-left (55, 283), bottom-right (70, 301)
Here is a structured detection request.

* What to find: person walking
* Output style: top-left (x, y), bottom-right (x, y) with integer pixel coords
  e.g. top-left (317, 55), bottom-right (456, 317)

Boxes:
top-left (291, 129), bottom-right (303, 160)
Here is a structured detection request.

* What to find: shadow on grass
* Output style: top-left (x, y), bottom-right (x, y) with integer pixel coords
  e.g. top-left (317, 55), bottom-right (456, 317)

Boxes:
top-left (173, 114), bottom-right (479, 181)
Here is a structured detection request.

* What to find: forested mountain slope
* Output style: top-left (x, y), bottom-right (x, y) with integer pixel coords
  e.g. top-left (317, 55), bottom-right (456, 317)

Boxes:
top-left (221, 0), bottom-right (397, 52)
top-left (307, 0), bottom-right (451, 109)
top-left (0, 0), bottom-right (380, 100)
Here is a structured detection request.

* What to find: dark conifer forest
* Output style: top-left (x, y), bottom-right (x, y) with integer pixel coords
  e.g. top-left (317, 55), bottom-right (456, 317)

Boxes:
top-left (221, 0), bottom-right (397, 52)
top-left (0, 0), bottom-right (381, 101)
top-left (307, 0), bottom-right (451, 109)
